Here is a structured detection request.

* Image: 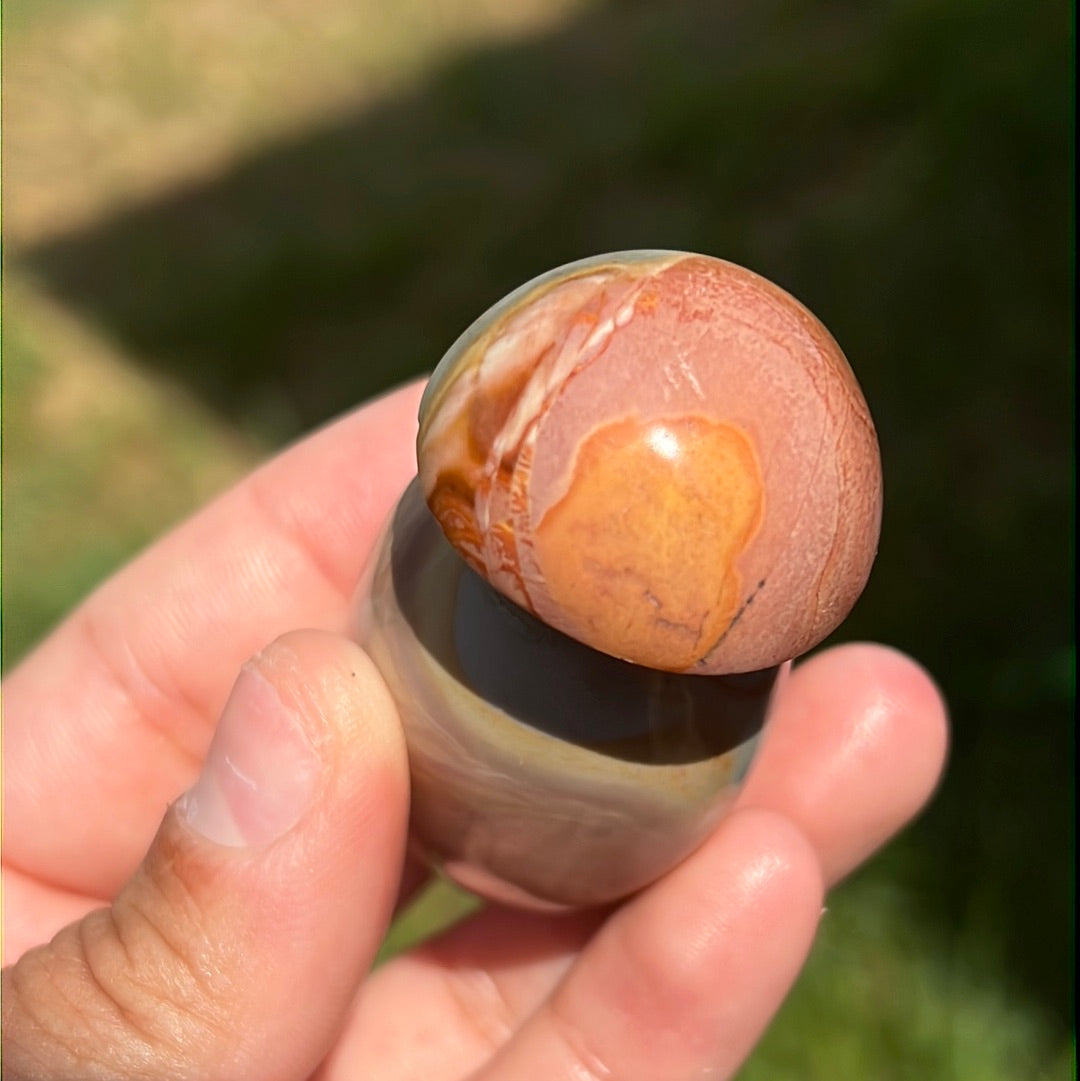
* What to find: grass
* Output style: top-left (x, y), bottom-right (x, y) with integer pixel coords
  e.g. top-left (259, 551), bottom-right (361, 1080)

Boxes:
top-left (1, 277), bottom-right (259, 658)
top-left (3, 0), bottom-right (1073, 1076)
top-left (745, 867), bottom-right (1074, 1081)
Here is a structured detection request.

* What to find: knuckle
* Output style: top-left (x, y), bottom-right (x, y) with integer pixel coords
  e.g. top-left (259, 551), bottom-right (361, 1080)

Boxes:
top-left (440, 964), bottom-right (518, 1057)
top-left (3, 876), bottom-right (233, 1080)
top-left (545, 991), bottom-right (617, 1081)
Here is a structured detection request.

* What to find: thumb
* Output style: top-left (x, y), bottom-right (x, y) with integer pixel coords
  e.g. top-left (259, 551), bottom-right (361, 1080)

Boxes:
top-left (2, 630), bottom-right (410, 1081)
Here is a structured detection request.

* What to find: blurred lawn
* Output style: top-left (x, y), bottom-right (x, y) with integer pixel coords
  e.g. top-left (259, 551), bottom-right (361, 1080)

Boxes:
top-left (2, 0), bottom-right (1073, 1077)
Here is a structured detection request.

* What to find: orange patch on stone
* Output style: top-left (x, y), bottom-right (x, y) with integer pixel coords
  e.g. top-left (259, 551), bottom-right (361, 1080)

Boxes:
top-left (428, 472), bottom-right (487, 574)
top-left (534, 415), bottom-right (764, 670)
top-left (635, 288), bottom-right (660, 314)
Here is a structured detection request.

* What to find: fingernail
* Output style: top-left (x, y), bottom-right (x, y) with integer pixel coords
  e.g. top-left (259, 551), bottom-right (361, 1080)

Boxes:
top-left (178, 660), bottom-right (321, 847)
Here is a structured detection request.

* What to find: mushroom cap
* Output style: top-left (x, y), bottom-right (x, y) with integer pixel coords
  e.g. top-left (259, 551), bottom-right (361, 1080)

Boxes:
top-left (417, 251), bottom-right (882, 675)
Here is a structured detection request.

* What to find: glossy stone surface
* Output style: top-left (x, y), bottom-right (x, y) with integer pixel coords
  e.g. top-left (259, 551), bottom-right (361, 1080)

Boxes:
top-left (358, 481), bottom-right (777, 908)
top-left (356, 251), bottom-right (881, 907)
top-left (417, 251), bottom-right (882, 675)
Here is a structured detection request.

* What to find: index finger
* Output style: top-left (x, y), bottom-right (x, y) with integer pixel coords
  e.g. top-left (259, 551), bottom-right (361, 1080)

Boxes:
top-left (3, 380), bottom-right (425, 898)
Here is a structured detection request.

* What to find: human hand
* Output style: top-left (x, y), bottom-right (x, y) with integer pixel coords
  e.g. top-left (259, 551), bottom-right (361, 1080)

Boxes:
top-left (1, 381), bottom-right (947, 1080)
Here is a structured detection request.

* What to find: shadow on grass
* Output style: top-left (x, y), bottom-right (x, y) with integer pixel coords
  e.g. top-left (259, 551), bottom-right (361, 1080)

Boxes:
top-left (16, 0), bottom-right (1074, 1037)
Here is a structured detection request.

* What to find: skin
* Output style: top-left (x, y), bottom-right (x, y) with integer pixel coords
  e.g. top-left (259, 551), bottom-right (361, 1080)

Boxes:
top-left (1, 381), bottom-right (948, 1081)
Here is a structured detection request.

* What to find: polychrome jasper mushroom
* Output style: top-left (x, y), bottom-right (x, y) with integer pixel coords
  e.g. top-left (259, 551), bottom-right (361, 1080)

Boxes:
top-left (357, 251), bottom-right (882, 909)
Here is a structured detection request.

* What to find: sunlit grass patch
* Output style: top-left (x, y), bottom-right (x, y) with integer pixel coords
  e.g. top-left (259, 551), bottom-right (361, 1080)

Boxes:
top-left (2, 0), bottom-right (594, 247)
top-left (1, 276), bottom-right (259, 664)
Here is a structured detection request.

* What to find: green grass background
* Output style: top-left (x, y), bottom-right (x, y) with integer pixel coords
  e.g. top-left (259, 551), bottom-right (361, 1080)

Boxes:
top-left (3, 0), bottom-right (1073, 1076)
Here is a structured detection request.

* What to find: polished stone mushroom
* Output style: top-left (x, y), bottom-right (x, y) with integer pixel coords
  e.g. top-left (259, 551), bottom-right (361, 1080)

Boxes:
top-left (358, 251), bottom-right (882, 909)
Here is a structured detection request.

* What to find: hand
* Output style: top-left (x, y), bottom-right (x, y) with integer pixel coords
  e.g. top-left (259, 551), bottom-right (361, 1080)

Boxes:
top-left (1, 381), bottom-right (947, 1081)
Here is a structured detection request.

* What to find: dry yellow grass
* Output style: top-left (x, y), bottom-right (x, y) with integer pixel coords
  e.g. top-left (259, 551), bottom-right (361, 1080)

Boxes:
top-left (5, 0), bottom-right (592, 245)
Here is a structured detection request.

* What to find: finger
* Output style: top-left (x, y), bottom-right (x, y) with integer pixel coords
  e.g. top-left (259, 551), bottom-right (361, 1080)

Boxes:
top-left (737, 642), bottom-right (949, 884)
top-left (2, 630), bottom-right (409, 1081)
top-left (1, 870), bottom-right (102, 966)
top-left (320, 643), bottom-right (946, 1080)
top-left (471, 809), bottom-right (823, 1081)
top-left (1, 835), bottom-right (432, 970)
top-left (3, 380), bottom-right (424, 900)
top-left (324, 907), bottom-right (608, 1080)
